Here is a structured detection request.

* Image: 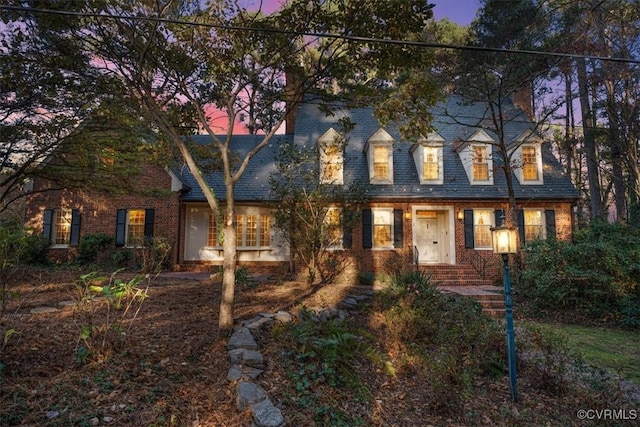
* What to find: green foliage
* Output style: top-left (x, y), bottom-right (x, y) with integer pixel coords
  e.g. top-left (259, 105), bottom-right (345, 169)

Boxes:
top-left (76, 233), bottom-right (114, 265)
top-left (22, 234), bottom-right (51, 265)
top-left (135, 237), bottom-right (172, 274)
top-left (275, 317), bottom-right (369, 425)
top-left (73, 271), bottom-right (150, 362)
top-left (519, 221), bottom-right (640, 327)
top-left (112, 249), bottom-right (134, 268)
top-left (270, 138), bottom-right (369, 284)
top-left (373, 270), bottom-right (504, 413)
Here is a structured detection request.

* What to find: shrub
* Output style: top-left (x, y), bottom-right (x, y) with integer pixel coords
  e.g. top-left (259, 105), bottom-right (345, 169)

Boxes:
top-left (21, 234), bottom-right (50, 265)
top-left (76, 233), bottom-right (114, 265)
top-left (135, 237), bottom-right (172, 274)
top-left (519, 221), bottom-right (640, 327)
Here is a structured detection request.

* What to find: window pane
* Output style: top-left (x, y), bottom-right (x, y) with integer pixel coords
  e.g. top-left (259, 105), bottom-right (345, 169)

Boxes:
top-left (55, 210), bottom-right (72, 245)
top-left (236, 215), bottom-right (243, 246)
top-left (474, 209), bottom-right (492, 248)
top-left (522, 147), bottom-right (538, 180)
top-left (373, 209), bottom-right (392, 247)
top-left (473, 146), bottom-right (489, 181)
top-left (208, 214), bottom-right (219, 246)
top-left (260, 215), bottom-right (271, 246)
top-left (525, 210), bottom-right (543, 240)
top-left (246, 215), bottom-right (257, 247)
top-left (128, 209), bottom-right (145, 246)
top-left (373, 146), bottom-right (389, 180)
top-left (324, 209), bottom-right (342, 247)
top-left (322, 145), bottom-right (341, 182)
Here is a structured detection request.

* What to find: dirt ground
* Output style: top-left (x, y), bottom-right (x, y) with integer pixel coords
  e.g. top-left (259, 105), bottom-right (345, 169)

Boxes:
top-left (0, 269), bottom-right (364, 426)
top-left (1, 269), bottom-right (637, 426)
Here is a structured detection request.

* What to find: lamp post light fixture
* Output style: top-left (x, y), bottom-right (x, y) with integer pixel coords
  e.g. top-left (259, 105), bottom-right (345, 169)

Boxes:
top-left (491, 219), bottom-right (519, 403)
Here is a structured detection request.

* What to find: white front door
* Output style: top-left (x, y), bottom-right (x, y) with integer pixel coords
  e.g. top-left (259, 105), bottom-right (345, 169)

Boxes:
top-left (415, 211), bottom-right (441, 263)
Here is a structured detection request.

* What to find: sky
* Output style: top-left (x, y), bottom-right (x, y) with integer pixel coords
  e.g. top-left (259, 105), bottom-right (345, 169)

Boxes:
top-left (431, 0), bottom-right (480, 25)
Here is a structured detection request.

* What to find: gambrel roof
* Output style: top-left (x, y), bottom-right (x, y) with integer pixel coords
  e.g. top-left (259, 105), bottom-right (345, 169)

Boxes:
top-left (176, 96), bottom-right (579, 202)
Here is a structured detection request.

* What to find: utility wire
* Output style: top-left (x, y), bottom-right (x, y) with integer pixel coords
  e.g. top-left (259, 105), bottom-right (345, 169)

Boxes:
top-left (2, 5), bottom-right (639, 64)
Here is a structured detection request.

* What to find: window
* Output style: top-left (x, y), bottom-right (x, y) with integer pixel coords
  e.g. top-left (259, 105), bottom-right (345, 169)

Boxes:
top-left (324, 208), bottom-right (343, 249)
top-left (43, 208), bottom-right (81, 247)
top-left (366, 129), bottom-right (395, 184)
top-left (115, 209), bottom-right (154, 247)
top-left (522, 146), bottom-right (539, 181)
top-left (423, 147), bottom-right (439, 180)
top-left (54, 209), bottom-right (72, 245)
top-left (207, 212), bottom-right (271, 248)
top-left (524, 210), bottom-right (544, 241)
top-left (474, 209), bottom-right (493, 249)
top-left (473, 146), bottom-right (489, 181)
top-left (318, 128), bottom-right (344, 184)
top-left (373, 209), bottom-right (393, 248)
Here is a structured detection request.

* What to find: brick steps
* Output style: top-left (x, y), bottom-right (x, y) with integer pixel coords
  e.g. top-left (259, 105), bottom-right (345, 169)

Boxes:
top-left (438, 285), bottom-right (506, 319)
top-left (417, 263), bottom-right (493, 288)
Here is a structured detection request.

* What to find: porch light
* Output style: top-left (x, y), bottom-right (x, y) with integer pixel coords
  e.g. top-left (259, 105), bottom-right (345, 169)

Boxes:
top-left (405, 210), bottom-right (412, 220)
top-left (490, 218), bottom-right (519, 402)
top-left (457, 210), bottom-right (464, 220)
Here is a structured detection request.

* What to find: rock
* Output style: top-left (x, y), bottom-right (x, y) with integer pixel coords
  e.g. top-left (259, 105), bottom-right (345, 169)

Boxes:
top-left (227, 365), bottom-right (264, 382)
top-left (339, 297), bottom-right (358, 308)
top-left (227, 327), bottom-right (258, 350)
top-left (30, 307), bottom-right (59, 314)
top-left (243, 316), bottom-right (273, 331)
top-left (228, 348), bottom-right (264, 368)
top-left (274, 311), bottom-right (293, 324)
top-left (236, 381), bottom-right (267, 411)
top-left (251, 398), bottom-right (286, 427)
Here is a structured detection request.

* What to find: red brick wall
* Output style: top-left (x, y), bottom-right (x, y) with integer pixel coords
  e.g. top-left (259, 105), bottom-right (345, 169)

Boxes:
top-left (24, 164), bottom-right (181, 264)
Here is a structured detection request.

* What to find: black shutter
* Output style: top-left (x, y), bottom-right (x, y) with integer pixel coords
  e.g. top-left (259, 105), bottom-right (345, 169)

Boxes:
top-left (464, 209), bottom-right (474, 249)
top-left (115, 209), bottom-right (126, 247)
top-left (517, 209), bottom-right (525, 245)
top-left (362, 209), bottom-right (372, 249)
top-left (144, 209), bottom-right (155, 241)
top-left (545, 210), bottom-right (556, 239)
top-left (393, 209), bottom-right (404, 249)
top-left (70, 209), bottom-right (81, 246)
top-left (43, 209), bottom-right (53, 243)
top-left (494, 209), bottom-right (506, 227)
top-left (342, 210), bottom-right (352, 249)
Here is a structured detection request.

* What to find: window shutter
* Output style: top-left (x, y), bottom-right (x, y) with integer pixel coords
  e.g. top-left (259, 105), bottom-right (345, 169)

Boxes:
top-left (115, 209), bottom-right (126, 247)
top-left (545, 210), bottom-right (556, 239)
top-left (393, 209), bottom-right (404, 248)
top-left (517, 209), bottom-right (525, 245)
top-left (362, 209), bottom-right (372, 249)
top-left (464, 209), bottom-right (474, 249)
top-left (494, 209), bottom-right (505, 227)
top-left (43, 209), bottom-right (53, 243)
top-left (342, 211), bottom-right (352, 249)
top-left (70, 209), bottom-right (81, 246)
top-left (144, 208), bottom-right (155, 241)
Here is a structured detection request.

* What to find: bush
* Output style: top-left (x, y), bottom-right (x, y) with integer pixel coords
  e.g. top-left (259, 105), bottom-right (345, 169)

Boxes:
top-left (21, 234), bottom-right (50, 265)
top-left (519, 221), bottom-right (640, 327)
top-left (76, 233), bottom-right (114, 265)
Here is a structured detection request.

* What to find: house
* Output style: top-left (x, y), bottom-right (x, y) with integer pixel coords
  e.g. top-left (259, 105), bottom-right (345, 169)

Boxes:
top-left (24, 95), bottom-right (579, 284)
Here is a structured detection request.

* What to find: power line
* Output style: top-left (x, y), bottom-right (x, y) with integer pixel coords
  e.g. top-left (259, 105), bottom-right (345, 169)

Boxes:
top-left (2, 5), bottom-right (639, 65)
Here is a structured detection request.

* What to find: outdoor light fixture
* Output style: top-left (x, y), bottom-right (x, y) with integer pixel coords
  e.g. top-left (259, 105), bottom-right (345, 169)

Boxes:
top-left (491, 218), bottom-right (519, 402)
top-left (457, 210), bottom-right (464, 220)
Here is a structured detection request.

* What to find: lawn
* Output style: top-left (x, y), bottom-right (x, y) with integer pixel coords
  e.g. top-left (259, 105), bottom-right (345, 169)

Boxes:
top-left (530, 322), bottom-right (640, 385)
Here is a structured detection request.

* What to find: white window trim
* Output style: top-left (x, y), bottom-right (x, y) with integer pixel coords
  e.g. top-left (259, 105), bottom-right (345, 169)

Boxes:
top-left (411, 133), bottom-right (445, 184)
top-left (513, 144), bottom-right (544, 185)
top-left (125, 209), bottom-right (146, 248)
top-left (207, 208), bottom-right (273, 250)
top-left (523, 208), bottom-right (547, 241)
top-left (318, 128), bottom-right (344, 185)
top-left (371, 207), bottom-right (394, 249)
top-left (365, 129), bottom-right (395, 184)
top-left (459, 130), bottom-right (494, 185)
top-left (52, 209), bottom-right (72, 248)
top-left (473, 208), bottom-right (495, 250)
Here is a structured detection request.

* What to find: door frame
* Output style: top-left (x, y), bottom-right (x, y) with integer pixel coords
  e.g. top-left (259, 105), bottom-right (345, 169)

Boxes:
top-left (411, 205), bottom-right (455, 265)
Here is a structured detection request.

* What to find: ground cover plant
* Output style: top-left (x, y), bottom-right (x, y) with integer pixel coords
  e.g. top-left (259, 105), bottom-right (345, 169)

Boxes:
top-left (0, 266), bottom-right (638, 426)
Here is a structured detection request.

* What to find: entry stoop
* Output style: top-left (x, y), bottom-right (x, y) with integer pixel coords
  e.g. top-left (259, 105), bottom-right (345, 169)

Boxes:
top-left (438, 285), bottom-right (506, 319)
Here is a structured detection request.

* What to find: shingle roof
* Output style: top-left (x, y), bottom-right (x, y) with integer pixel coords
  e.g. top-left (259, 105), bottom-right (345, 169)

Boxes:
top-left (177, 96), bottom-right (579, 202)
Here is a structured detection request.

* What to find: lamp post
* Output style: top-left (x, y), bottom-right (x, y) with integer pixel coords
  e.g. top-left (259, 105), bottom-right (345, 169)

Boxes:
top-left (491, 219), bottom-right (519, 402)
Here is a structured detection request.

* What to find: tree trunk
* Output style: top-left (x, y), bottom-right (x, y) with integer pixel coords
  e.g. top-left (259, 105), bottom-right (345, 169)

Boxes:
top-left (219, 182), bottom-right (237, 332)
top-left (576, 57), bottom-right (602, 220)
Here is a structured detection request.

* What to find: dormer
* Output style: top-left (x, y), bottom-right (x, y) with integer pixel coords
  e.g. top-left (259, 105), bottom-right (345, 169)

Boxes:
top-left (318, 128), bottom-right (344, 184)
top-left (511, 130), bottom-right (544, 185)
top-left (364, 128), bottom-right (395, 184)
top-left (457, 129), bottom-right (494, 185)
top-left (410, 132), bottom-right (444, 184)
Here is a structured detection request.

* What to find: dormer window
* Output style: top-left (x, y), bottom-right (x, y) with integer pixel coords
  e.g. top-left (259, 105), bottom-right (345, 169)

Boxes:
top-left (365, 129), bottom-right (395, 184)
top-left (411, 133), bottom-right (444, 184)
top-left (473, 146), bottom-right (490, 181)
top-left (512, 131), bottom-right (543, 185)
top-left (457, 129), bottom-right (494, 185)
top-left (318, 128), bottom-right (344, 184)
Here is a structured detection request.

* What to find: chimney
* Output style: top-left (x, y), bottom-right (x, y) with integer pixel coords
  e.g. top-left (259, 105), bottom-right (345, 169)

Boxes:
top-left (512, 82), bottom-right (534, 120)
top-left (284, 66), bottom-right (304, 135)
